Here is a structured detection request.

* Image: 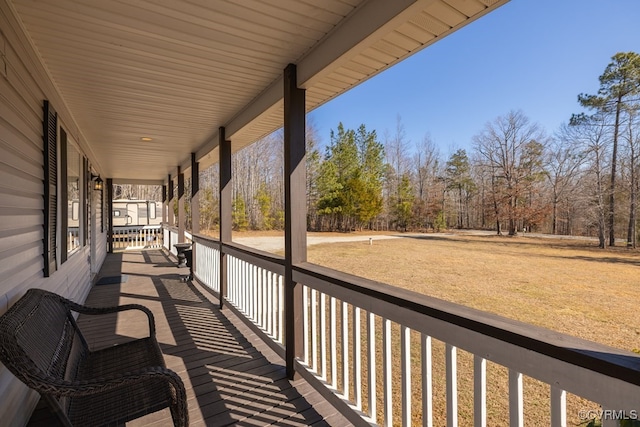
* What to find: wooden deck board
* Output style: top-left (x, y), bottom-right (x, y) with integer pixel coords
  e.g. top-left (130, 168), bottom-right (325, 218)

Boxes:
top-left (27, 250), bottom-right (353, 427)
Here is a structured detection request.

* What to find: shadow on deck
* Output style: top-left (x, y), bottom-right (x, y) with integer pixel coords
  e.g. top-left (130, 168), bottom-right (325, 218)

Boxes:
top-left (28, 250), bottom-right (350, 427)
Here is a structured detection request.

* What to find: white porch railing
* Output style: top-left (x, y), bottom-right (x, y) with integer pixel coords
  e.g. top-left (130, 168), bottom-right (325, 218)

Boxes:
top-left (225, 245), bottom-right (285, 346)
top-left (162, 225), bottom-right (180, 256)
top-left (112, 225), bottom-right (162, 250)
top-left (182, 229), bottom-right (640, 426)
top-left (193, 236), bottom-right (220, 293)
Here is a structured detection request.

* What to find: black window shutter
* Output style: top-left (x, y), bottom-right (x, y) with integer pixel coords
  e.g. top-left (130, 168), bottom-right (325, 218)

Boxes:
top-left (43, 100), bottom-right (57, 277)
top-left (60, 128), bottom-right (68, 263)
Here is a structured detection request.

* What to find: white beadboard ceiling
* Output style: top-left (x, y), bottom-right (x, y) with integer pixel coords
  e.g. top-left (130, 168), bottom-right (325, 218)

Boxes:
top-left (9, 0), bottom-right (508, 182)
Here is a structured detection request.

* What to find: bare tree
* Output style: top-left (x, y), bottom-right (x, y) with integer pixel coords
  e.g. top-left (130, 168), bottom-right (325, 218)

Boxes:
top-left (570, 113), bottom-right (611, 248)
top-left (473, 110), bottom-right (548, 235)
top-left (412, 134), bottom-right (440, 229)
top-left (547, 125), bottom-right (586, 235)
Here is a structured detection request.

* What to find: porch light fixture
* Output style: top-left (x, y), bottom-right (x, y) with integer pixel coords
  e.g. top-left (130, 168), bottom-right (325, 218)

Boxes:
top-left (140, 137), bottom-right (153, 142)
top-left (91, 174), bottom-right (103, 191)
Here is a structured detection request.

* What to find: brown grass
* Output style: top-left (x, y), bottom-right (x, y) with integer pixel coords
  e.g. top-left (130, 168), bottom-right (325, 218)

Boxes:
top-left (305, 232), bottom-right (640, 426)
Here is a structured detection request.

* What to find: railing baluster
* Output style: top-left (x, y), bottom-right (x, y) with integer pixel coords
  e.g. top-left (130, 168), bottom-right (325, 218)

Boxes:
top-left (262, 268), bottom-right (268, 329)
top-left (330, 296), bottom-right (337, 390)
top-left (446, 343), bottom-right (458, 427)
top-left (342, 300), bottom-right (349, 400)
top-left (509, 369), bottom-right (524, 427)
top-left (422, 334), bottom-right (433, 427)
top-left (320, 292), bottom-right (327, 381)
top-left (257, 267), bottom-right (262, 326)
top-left (278, 274), bottom-right (284, 344)
top-left (248, 262), bottom-right (252, 314)
top-left (353, 306), bottom-right (362, 410)
top-left (550, 386), bottom-right (566, 427)
top-left (246, 261), bottom-right (250, 315)
top-left (311, 288), bottom-right (318, 372)
top-left (303, 285), bottom-right (309, 365)
top-left (367, 311), bottom-right (376, 423)
top-left (271, 272), bottom-right (276, 339)
top-left (474, 355), bottom-right (487, 427)
top-left (401, 325), bottom-right (411, 427)
top-left (253, 266), bottom-right (258, 322)
top-left (228, 256), bottom-right (233, 303)
top-left (383, 318), bottom-right (392, 427)
top-left (266, 270), bottom-right (272, 335)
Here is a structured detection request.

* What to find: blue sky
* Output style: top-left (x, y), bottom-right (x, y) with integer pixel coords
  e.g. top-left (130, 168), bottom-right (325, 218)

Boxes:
top-left (308, 0), bottom-right (640, 156)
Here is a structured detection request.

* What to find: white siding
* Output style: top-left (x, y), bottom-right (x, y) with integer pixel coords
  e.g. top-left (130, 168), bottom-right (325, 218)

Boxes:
top-left (0, 2), bottom-right (107, 424)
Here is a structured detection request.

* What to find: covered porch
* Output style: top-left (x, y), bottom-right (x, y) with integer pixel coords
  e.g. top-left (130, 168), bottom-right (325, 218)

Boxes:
top-left (28, 248), bottom-right (349, 427)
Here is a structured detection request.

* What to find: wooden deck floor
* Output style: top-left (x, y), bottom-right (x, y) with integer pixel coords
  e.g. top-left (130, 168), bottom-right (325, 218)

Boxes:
top-left (28, 250), bottom-right (351, 427)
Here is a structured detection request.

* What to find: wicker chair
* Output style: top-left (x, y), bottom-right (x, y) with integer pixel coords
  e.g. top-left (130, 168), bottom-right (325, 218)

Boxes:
top-left (0, 288), bottom-right (188, 427)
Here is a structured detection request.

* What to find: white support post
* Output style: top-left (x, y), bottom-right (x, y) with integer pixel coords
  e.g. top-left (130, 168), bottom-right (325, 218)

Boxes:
top-left (446, 344), bottom-right (458, 427)
top-left (353, 306), bottom-right (362, 410)
top-left (550, 386), bottom-right (566, 427)
top-left (401, 325), bottom-right (411, 427)
top-left (311, 288), bottom-right (318, 372)
top-left (278, 275), bottom-right (284, 344)
top-left (509, 369), bottom-right (524, 427)
top-left (342, 301), bottom-right (349, 400)
top-left (474, 355), bottom-right (487, 427)
top-left (422, 334), bottom-right (433, 427)
top-left (368, 312), bottom-right (377, 423)
top-left (303, 285), bottom-right (309, 365)
top-left (383, 318), bottom-right (393, 427)
top-left (320, 292), bottom-right (327, 381)
top-left (330, 297), bottom-right (337, 389)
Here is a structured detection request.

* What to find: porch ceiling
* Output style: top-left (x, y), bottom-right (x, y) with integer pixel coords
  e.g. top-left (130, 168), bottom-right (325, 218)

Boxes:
top-left (9, 0), bottom-right (508, 182)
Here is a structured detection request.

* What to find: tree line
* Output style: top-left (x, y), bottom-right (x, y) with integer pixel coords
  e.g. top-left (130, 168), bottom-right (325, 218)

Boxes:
top-left (188, 52), bottom-right (640, 248)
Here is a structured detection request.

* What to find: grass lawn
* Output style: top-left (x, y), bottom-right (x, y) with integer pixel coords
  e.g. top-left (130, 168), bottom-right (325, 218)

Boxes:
top-left (304, 232), bottom-right (640, 426)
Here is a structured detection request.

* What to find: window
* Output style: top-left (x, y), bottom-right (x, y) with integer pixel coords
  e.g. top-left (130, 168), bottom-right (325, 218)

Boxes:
top-left (60, 128), bottom-right (85, 261)
top-left (44, 102), bottom-right (89, 273)
top-left (66, 139), bottom-right (81, 255)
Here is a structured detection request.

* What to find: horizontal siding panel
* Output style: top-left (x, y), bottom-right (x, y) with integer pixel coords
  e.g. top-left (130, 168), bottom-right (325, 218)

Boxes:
top-left (0, 163), bottom-right (42, 195)
top-left (0, 122), bottom-right (43, 176)
top-left (0, 226), bottom-right (41, 254)
top-left (0, 207), bottom-right (42, 231)
top-left (0, 189), bottom-right (42, 210)
top-left (0, 376), bottom-right (38, 427)
top-left (0, 93), bottom-right (42, 155)
top-left (2, 64), bottom-right (42, 137)
top-left (63, 247), bottom-right (92, 301)
top-left (0, 136), bottom-right (43, 181)
top-left (0, 255), bottom-right (43, 296)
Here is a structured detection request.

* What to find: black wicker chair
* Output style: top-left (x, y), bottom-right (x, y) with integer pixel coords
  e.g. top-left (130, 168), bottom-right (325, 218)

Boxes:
top-left (0, 288), bottom-right (188, 427)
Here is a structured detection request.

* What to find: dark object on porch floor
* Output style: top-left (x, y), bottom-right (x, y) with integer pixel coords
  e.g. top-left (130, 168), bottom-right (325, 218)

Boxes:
top-left (95, 274), bottom-right (129, 285)
top-left (0, 288), bottom-right (188, 427)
